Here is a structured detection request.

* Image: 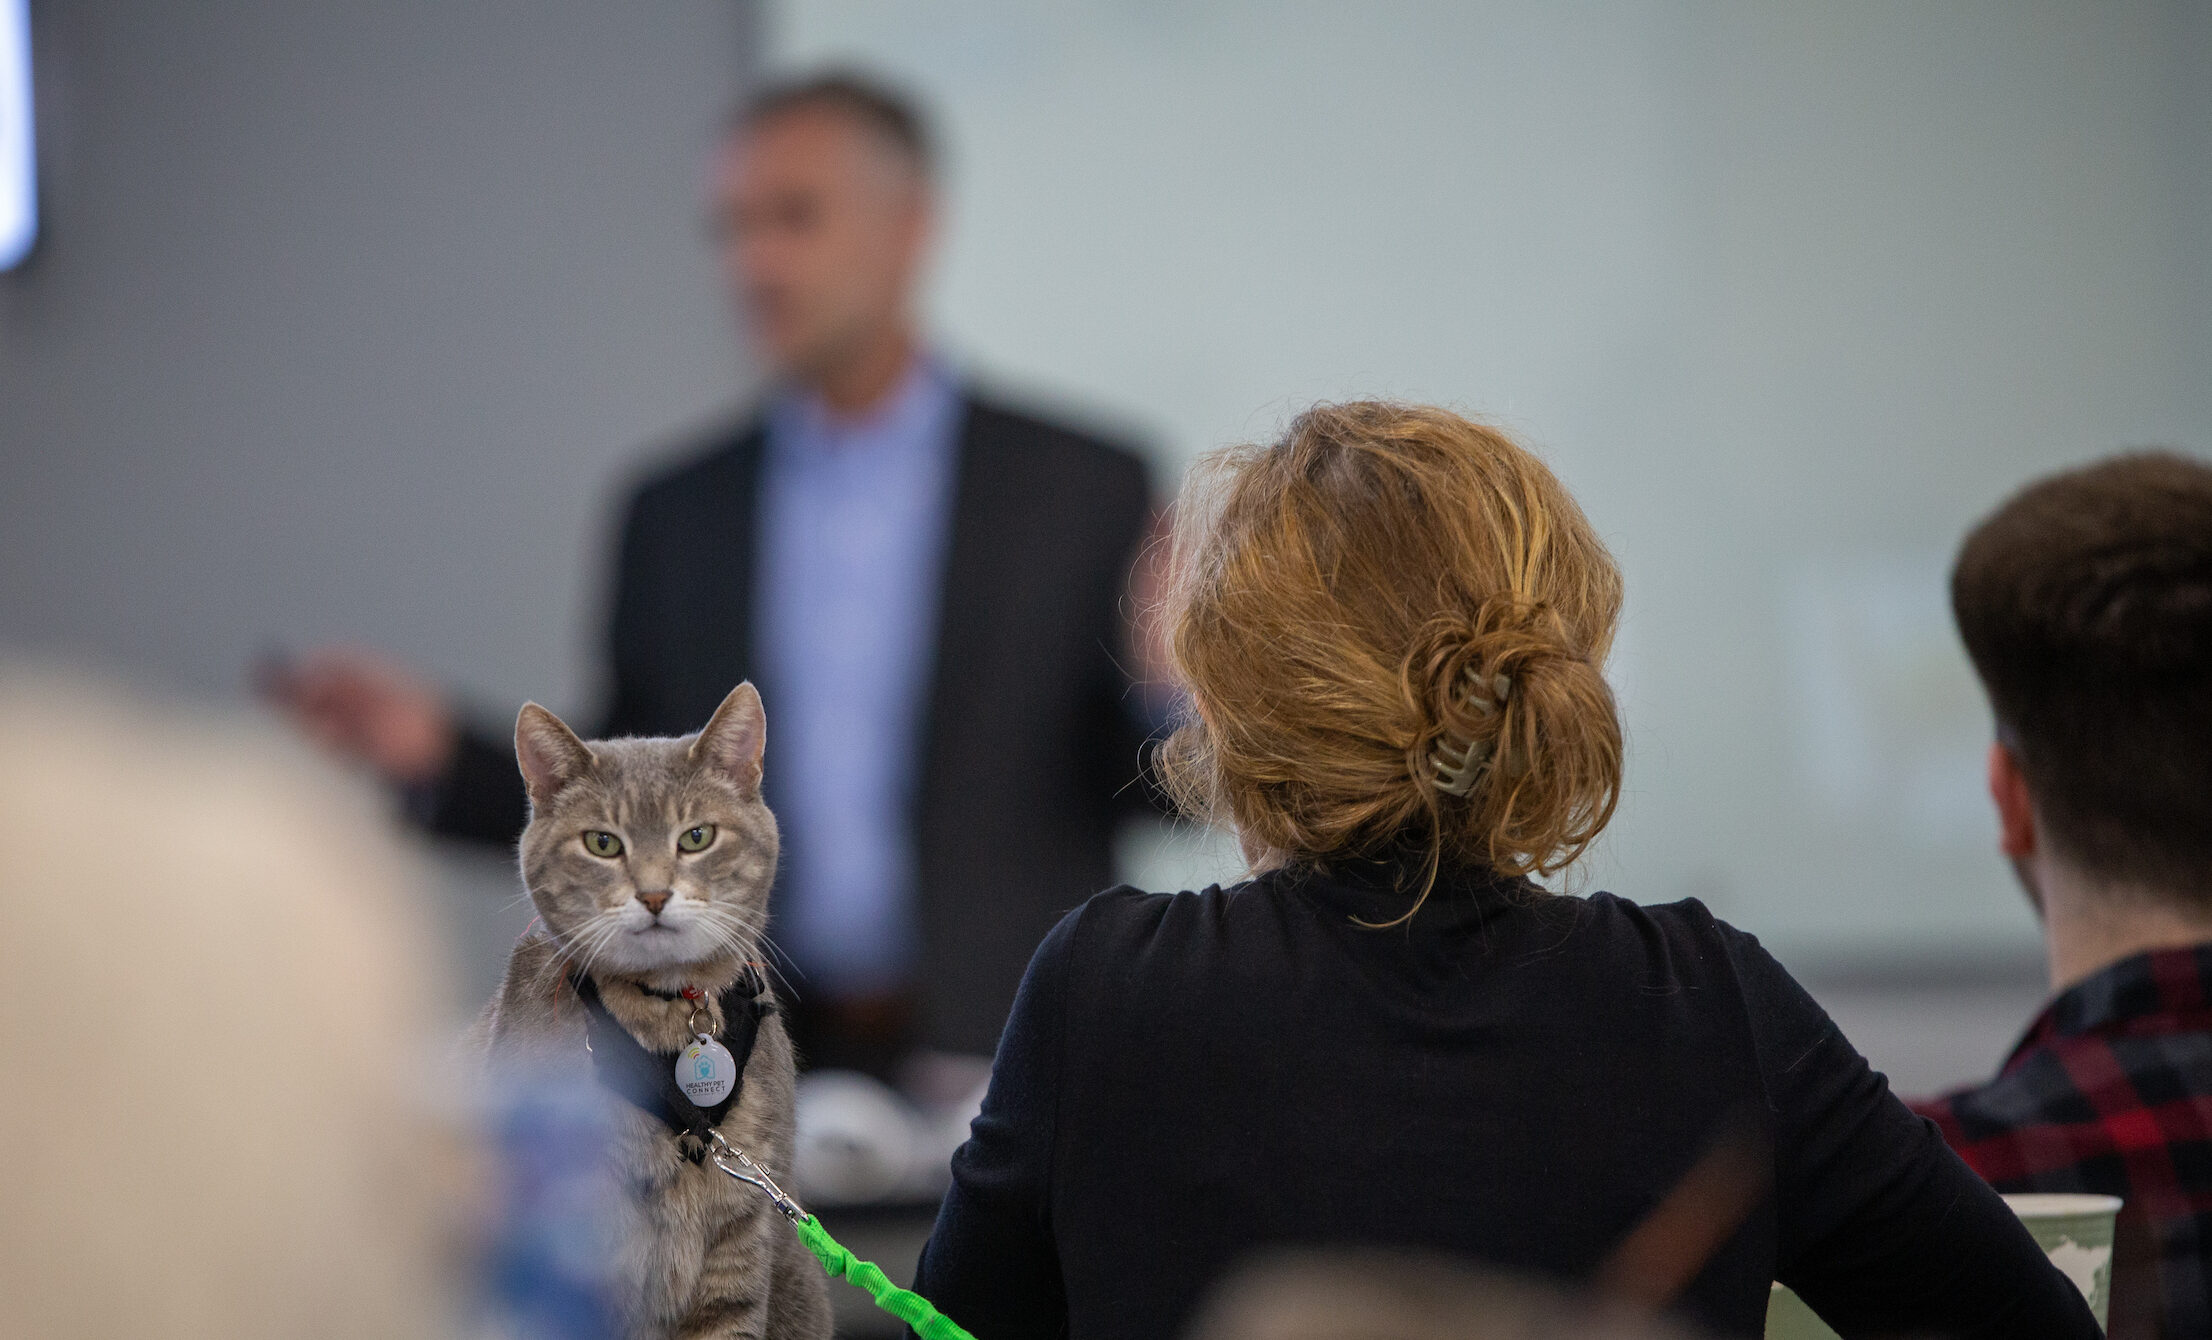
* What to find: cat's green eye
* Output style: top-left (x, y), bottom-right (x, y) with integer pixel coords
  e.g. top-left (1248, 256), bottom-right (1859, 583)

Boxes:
top-left (676, 824), bottom-right (717, 853)
top-left (582, 831), bottom-right (624, 859)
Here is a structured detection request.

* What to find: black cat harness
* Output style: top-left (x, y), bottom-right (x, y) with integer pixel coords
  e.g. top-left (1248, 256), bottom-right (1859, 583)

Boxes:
top-left (567, 968), bottom-right (970, 1336)
top-left (570, 968), bottom-right (776, 1165)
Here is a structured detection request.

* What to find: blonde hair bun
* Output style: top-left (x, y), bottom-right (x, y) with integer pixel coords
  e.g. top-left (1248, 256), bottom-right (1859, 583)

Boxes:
top-left (1160, 402), bottom-right (1623, 882)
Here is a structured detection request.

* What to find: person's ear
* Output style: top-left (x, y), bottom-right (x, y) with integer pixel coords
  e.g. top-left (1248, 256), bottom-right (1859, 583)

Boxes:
top-left (515, 703), bottom-right (593, 809)
top-left (1988, 740), bottom-right (2037, 860)
top-left (691, 682), bottom-right (766, 795)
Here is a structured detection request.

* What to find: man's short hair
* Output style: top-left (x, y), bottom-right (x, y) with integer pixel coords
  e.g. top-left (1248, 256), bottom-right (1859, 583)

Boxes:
top-left (1952, 451), bottom-right (2212, 898)
top-left (734, 69), bottom-right (934, 179)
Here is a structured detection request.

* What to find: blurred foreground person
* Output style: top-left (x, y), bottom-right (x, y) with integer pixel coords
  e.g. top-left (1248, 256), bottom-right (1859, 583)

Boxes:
top-left (0, 670), bottom-right (461, 1339)
top-left (1912, 452), bottom-right (2212, 1339)
top-left (912, 403), bottom-right (2097, 1337)
top-left (269, 72), bottom-right (1155, 1075)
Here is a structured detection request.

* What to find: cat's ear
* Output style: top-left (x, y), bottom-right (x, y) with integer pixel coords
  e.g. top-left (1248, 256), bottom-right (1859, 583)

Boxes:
top-left (515, 703), bottom-right (593, 808)
top-left (690, 682), bottom-right (766, 794)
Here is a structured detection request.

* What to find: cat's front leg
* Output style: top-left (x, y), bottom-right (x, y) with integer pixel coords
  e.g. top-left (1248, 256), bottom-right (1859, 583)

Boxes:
top-left (670, 1295), bottom-right (764, 1340)
top-left (762, 1218), bottom-right (833, 1340)
top-left (671, 1206), bottom-right (780, 1340)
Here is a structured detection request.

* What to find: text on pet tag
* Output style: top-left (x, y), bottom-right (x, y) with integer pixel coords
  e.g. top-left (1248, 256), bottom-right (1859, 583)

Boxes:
top-left (677, 1036), bottom-right (737, 1106)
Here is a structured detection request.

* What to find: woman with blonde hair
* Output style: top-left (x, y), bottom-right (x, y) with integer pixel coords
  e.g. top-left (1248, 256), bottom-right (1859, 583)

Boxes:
top-left (911, 404), bottom-right (2095, 1337)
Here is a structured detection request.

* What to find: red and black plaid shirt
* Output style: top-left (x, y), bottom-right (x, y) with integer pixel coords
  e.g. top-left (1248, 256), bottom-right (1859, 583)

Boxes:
top-left (1914, 945), bottom-right (2212, 1340)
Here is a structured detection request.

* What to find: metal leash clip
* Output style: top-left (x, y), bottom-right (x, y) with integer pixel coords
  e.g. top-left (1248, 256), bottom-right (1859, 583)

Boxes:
top-left (703, 1128), bottom-right (807, 1222)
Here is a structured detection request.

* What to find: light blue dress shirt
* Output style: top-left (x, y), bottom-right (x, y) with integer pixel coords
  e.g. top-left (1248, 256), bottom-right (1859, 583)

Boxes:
top-left (756, 357), bottom-right (963, 996)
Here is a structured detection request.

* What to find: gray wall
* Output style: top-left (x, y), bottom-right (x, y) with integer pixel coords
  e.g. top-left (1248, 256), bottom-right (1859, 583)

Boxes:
top-left (1, 1), bottom-right (763, 1003)
top-left (2, 0), bottom-right (759, 719)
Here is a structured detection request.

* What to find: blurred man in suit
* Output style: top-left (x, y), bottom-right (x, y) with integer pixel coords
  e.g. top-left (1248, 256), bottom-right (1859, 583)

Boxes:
top-left (1912, 452), bottom-right (2212, 1338)
top-left (272, 73), bottom-right (1158, 1073)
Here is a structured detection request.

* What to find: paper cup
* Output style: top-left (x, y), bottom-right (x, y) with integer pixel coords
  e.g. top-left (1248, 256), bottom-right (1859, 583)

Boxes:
top-left (1767, 1192), bottom-right (2123, 1336)
top-left (2002, 1193), bottom-right (2122, 1325)
top-left (1765, 1283), bottom-right (1841, 1340)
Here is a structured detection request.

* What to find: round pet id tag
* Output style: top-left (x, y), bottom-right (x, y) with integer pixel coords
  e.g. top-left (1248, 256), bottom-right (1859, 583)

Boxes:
top-left (676, 1036), bottom-right (737, 1106)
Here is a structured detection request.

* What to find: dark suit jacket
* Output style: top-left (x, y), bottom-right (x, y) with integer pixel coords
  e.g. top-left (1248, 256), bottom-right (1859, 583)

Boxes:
top-left (427, 390), bottom-right (1156, 1054)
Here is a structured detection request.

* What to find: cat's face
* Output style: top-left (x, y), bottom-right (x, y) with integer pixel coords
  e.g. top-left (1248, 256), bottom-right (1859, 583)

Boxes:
top-left (513, 685), bottom-right (777, 980)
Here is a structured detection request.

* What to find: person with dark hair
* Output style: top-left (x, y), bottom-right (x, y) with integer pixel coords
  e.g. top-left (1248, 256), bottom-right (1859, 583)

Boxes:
top-left (266, 70), bottom-right (1158, 1075)
top-left (737, 71), bottom-right (936, 175)
top-left (1913, 450), bottom-right (2212, 1338)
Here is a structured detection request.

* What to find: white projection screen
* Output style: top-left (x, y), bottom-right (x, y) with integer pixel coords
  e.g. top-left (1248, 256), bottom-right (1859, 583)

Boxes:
top-left (0, 0), bottom-right (32, 269)
top-left (770, 2), bottom-right (2212, 972)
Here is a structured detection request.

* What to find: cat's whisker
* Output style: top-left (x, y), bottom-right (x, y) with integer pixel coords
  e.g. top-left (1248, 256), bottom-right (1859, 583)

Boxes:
top-left (541, 926), bottom-right (589, 983)
top-left (691, 903), bottom-right (761, 936)
top-left (563, 923), bottom-right (599, 974)
top-left (752, 932), bottom-right (806, 998)
top-left (554, 912), bottom-right (619, 978)
top-left (555, 914), bottom-right (605, 960)
top-left (578, 914), bottom-right (628, 974)
top-left (710, 907), bottom-right (770, 951)
top-left (688, 901), bottom-right (754, 928)
top-left (686, 905), bottom-right (763, 962)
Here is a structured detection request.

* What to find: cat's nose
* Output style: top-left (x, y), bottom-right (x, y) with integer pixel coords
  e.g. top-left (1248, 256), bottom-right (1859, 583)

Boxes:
top-left (635, 890), bottom-right (671, 917)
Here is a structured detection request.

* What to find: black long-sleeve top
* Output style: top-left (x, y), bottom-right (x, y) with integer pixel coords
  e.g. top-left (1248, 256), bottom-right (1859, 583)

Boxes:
top-left (912, 861), bottom-right (2099, 1338)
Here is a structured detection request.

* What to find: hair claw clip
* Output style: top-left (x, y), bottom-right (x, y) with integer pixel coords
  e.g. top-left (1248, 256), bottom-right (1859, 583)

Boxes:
top-left (1430, 668), bottom-right (1511, 797)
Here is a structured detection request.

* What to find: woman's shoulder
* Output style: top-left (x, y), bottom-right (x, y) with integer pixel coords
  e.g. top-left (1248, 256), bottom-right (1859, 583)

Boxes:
top-left (1057, 877), bottom-right (1760, 950)
top-left (1580, 889), bottom-right (1730, 938)
top-left (1504, 887), bottom-right (1787, 991)
top-left (1036, 878), bottom-right (1789, 1010)
top-left (1052, 880), bottom-right (1254, 950)
top-left (1581, 892), bottom-right (1818, 1025)
top-left (1033, 879), bottom-right (1299, 995)
top-left (1591, 888), bottom-right (1777, 948)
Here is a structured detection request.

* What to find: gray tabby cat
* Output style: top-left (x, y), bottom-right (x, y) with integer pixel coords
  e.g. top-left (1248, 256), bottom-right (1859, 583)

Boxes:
top-left (475, 683), bottom-right (831, 1340)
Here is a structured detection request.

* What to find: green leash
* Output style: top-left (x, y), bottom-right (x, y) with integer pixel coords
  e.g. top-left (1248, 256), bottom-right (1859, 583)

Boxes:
top-left (704, 1129), bottom-right (979, 1340)
top-left (792, 1212), bottom-right (975, 1340)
